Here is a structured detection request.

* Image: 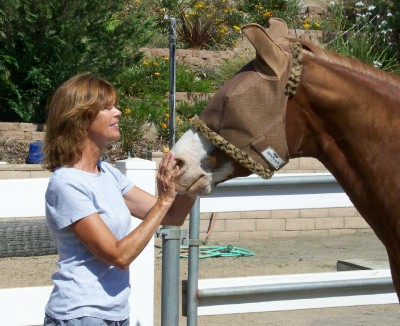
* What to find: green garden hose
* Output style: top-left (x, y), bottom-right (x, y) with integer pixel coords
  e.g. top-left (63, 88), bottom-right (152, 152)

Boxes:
top-left (179, 245), bottom-right (254, 259)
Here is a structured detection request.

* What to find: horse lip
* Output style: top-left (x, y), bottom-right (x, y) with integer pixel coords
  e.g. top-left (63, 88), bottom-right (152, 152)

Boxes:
top-left (186, 174), bottom-right (212, 196)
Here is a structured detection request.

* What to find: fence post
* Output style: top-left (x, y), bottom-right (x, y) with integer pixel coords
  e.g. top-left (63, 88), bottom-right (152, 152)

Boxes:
top-left (186, 198), bottom-right (201, 326)
top-left (116, 158), bottom-right (157, 326)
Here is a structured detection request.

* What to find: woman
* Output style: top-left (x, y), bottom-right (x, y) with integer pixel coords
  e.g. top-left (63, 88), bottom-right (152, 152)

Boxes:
top-left (42, 73), bottom-right (195, 325)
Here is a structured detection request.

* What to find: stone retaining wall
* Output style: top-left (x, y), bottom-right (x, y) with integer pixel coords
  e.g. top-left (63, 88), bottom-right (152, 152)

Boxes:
top-left (0, 122), bottom-right (45, 143)
top-left (141, 29), bottom-right (322, 67)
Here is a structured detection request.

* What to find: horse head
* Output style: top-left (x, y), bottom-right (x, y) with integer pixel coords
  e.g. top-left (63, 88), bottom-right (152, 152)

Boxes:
top-left (172, 19), bottom-right (300, 196)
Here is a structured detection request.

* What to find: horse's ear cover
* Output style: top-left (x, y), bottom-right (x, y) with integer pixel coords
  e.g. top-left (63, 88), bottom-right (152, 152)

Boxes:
top-left (199, 18), bottom-right (293, 172)
top-left (241, 22), bottom-right (289, 78)
top-left (267, 18), bottom-right (289, 47)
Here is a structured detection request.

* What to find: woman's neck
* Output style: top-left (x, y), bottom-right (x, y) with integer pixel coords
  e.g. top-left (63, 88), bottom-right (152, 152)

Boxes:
top-left (74, 140), bottom-right (103, 173)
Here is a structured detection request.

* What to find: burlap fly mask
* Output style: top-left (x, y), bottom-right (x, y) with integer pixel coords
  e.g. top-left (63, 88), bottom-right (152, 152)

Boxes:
top-left (192, 20), bottom-right (296, 178)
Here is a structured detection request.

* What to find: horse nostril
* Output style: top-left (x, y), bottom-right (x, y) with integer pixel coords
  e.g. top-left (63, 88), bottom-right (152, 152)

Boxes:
top-left (175, 158), bottom-right (185, 171)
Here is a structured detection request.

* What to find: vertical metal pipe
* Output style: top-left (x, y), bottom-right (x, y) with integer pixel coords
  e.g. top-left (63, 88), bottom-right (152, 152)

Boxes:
top-left (161, 17), bottom-right (180, 326)
top-left (161, 226), bottom-right (181, 326)
top-left (168, 17), bottom-right (177, 149)
top-left (187, 199), bottom-right (200, 326)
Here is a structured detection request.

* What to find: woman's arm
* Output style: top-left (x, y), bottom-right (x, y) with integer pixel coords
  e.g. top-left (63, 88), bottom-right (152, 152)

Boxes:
top-left (70, 152), bottom-right (186, 269)
top-left (124, 152), bottom-right (196, 226)
top-left (70, 195), bottom-right (174, 270)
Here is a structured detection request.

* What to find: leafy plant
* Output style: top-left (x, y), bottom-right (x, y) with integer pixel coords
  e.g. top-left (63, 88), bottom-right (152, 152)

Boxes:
top-left (155, 0), bottom-right (245, 50)
top-left (323, 0), bottom-right (400, 73)
top-left (116, 55), bottom-right (214, 98)
top-left (0, 0), bottom-right (155, 122)
top-left (238, 0), bottom-right (303, 29)
top-left (213, 52), bottom-right (254, 89)
top-left (158, 99), bottom-right (208, 142)
top-left (118, 96), bottom-right (165, 156)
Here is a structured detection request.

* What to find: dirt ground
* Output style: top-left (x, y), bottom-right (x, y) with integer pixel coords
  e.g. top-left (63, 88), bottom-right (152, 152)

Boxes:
top-left (1, 231), bottom-right (399, 325)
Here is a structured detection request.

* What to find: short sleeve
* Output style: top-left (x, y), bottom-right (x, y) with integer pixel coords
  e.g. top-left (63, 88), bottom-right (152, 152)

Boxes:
top-left (46, 176), bottom-right (98, 229)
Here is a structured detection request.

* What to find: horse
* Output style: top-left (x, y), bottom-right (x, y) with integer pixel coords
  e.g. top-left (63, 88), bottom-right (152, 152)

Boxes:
top-left (171, 18), bottom-right (400, 300)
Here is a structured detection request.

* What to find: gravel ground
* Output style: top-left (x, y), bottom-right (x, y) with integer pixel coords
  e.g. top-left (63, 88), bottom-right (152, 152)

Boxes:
top-left (2, 231), bottom-right (399, 325)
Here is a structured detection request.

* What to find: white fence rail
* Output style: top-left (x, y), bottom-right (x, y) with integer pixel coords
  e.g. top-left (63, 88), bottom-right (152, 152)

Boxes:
top-left (0, 158), bottom-right (156, 326)
top-left (1, 169), bottom-right (397, 324)
top-left (184, 174), bottom-right (397, 320)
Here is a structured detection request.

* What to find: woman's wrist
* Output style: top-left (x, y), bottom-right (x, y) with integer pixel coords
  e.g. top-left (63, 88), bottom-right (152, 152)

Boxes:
top-left (157, 194), bottom-right (175, 207)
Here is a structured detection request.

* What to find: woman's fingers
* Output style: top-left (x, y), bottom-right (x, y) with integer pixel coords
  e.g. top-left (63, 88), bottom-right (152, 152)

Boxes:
top-left (157, 152), bottom-right (179, 200)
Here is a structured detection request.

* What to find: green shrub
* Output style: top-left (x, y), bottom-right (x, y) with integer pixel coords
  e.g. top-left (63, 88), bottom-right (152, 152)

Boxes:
top-left (154, 0), bottom-right (245, 50)
top-left (0, 0), bottom-right (155, 122)
top-left (323, 1), bottom-right (400, 73)
top-left (118, 96), bottom-right (166, 156)
top-left (238, 0), bottom-right (303, 29)
top-left (116, 56), bottom-right (214, 97)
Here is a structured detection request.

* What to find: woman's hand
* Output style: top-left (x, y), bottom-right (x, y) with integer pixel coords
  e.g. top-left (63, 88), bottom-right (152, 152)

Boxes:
top-left (157, 151), bottom-right (179, 204)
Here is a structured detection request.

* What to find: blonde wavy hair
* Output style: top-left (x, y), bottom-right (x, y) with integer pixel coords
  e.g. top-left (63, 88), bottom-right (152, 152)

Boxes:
top-left (43, 73), bottom-right (118, 172)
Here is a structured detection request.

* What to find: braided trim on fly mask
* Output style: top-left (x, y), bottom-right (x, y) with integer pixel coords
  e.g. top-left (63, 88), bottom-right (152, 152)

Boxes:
top-left (190, 42), bottom-right (303, 179)
top-left (285, 42), bottom-right (303, 96)
top-left (191, 116), bottom-right (274, 179)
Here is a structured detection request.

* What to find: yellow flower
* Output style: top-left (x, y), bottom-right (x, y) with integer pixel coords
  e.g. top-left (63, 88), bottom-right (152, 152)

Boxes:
top-left (263, 11), bottom-right (273, 17)
top-left (194, 2), bottom-right (205, 9)
top-left (304, 23), bottom-right (310, 29)
top-left (153, 61), bottom-right (159, 66)
top-left (233, 25), bottom-right (241, 31)
top-left (162, 147), bottom-right (170, 153)
top-left (163, 57), bottom-right (169, 61)
top-left (124, 108), bottom-right (131, 115)
top-left (314, 22), bottom-right (321, 28)
top-left (160, 122), bottom-right (167, 129)
top-left (164, 113), bottom-right (170, 119)
top-left (154, 72), bottom-right (160, 76)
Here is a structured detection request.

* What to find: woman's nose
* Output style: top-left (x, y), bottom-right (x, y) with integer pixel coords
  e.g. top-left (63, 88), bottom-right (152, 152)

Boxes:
top-left (113, 106), bottom-right (121, 116)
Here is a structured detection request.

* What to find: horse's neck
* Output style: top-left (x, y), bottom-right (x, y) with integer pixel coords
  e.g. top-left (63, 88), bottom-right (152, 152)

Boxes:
top-left (287, 57), bottom-right (400, 221)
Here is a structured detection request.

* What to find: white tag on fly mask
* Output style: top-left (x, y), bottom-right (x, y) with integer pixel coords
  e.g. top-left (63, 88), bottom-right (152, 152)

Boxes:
top-left (261, 146), bottom-right (286, 170)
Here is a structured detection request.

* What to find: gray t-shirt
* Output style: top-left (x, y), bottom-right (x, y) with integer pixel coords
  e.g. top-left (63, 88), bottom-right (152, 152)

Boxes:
top-left (45, 161), bottom-right (134, 321)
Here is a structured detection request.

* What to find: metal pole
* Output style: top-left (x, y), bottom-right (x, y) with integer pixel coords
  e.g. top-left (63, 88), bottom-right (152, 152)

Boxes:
top-left (168, 17), bottom-right (177, 149)
top-left (186, 199), bottom-right (201, 326)
top-left (197, 277), bottom-right (394, 298)
top-left (160, 17), bottom-right (180, 326)
top-left (161, 227), bottom-right (182, 326)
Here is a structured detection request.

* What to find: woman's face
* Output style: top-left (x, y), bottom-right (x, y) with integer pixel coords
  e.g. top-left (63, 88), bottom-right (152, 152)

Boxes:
top-left (87, 105), bottom-right (121, 148)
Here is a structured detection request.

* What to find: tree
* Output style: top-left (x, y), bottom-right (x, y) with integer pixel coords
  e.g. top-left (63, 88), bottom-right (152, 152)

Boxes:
top-left (0, 0), bottom-right (155, 122)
